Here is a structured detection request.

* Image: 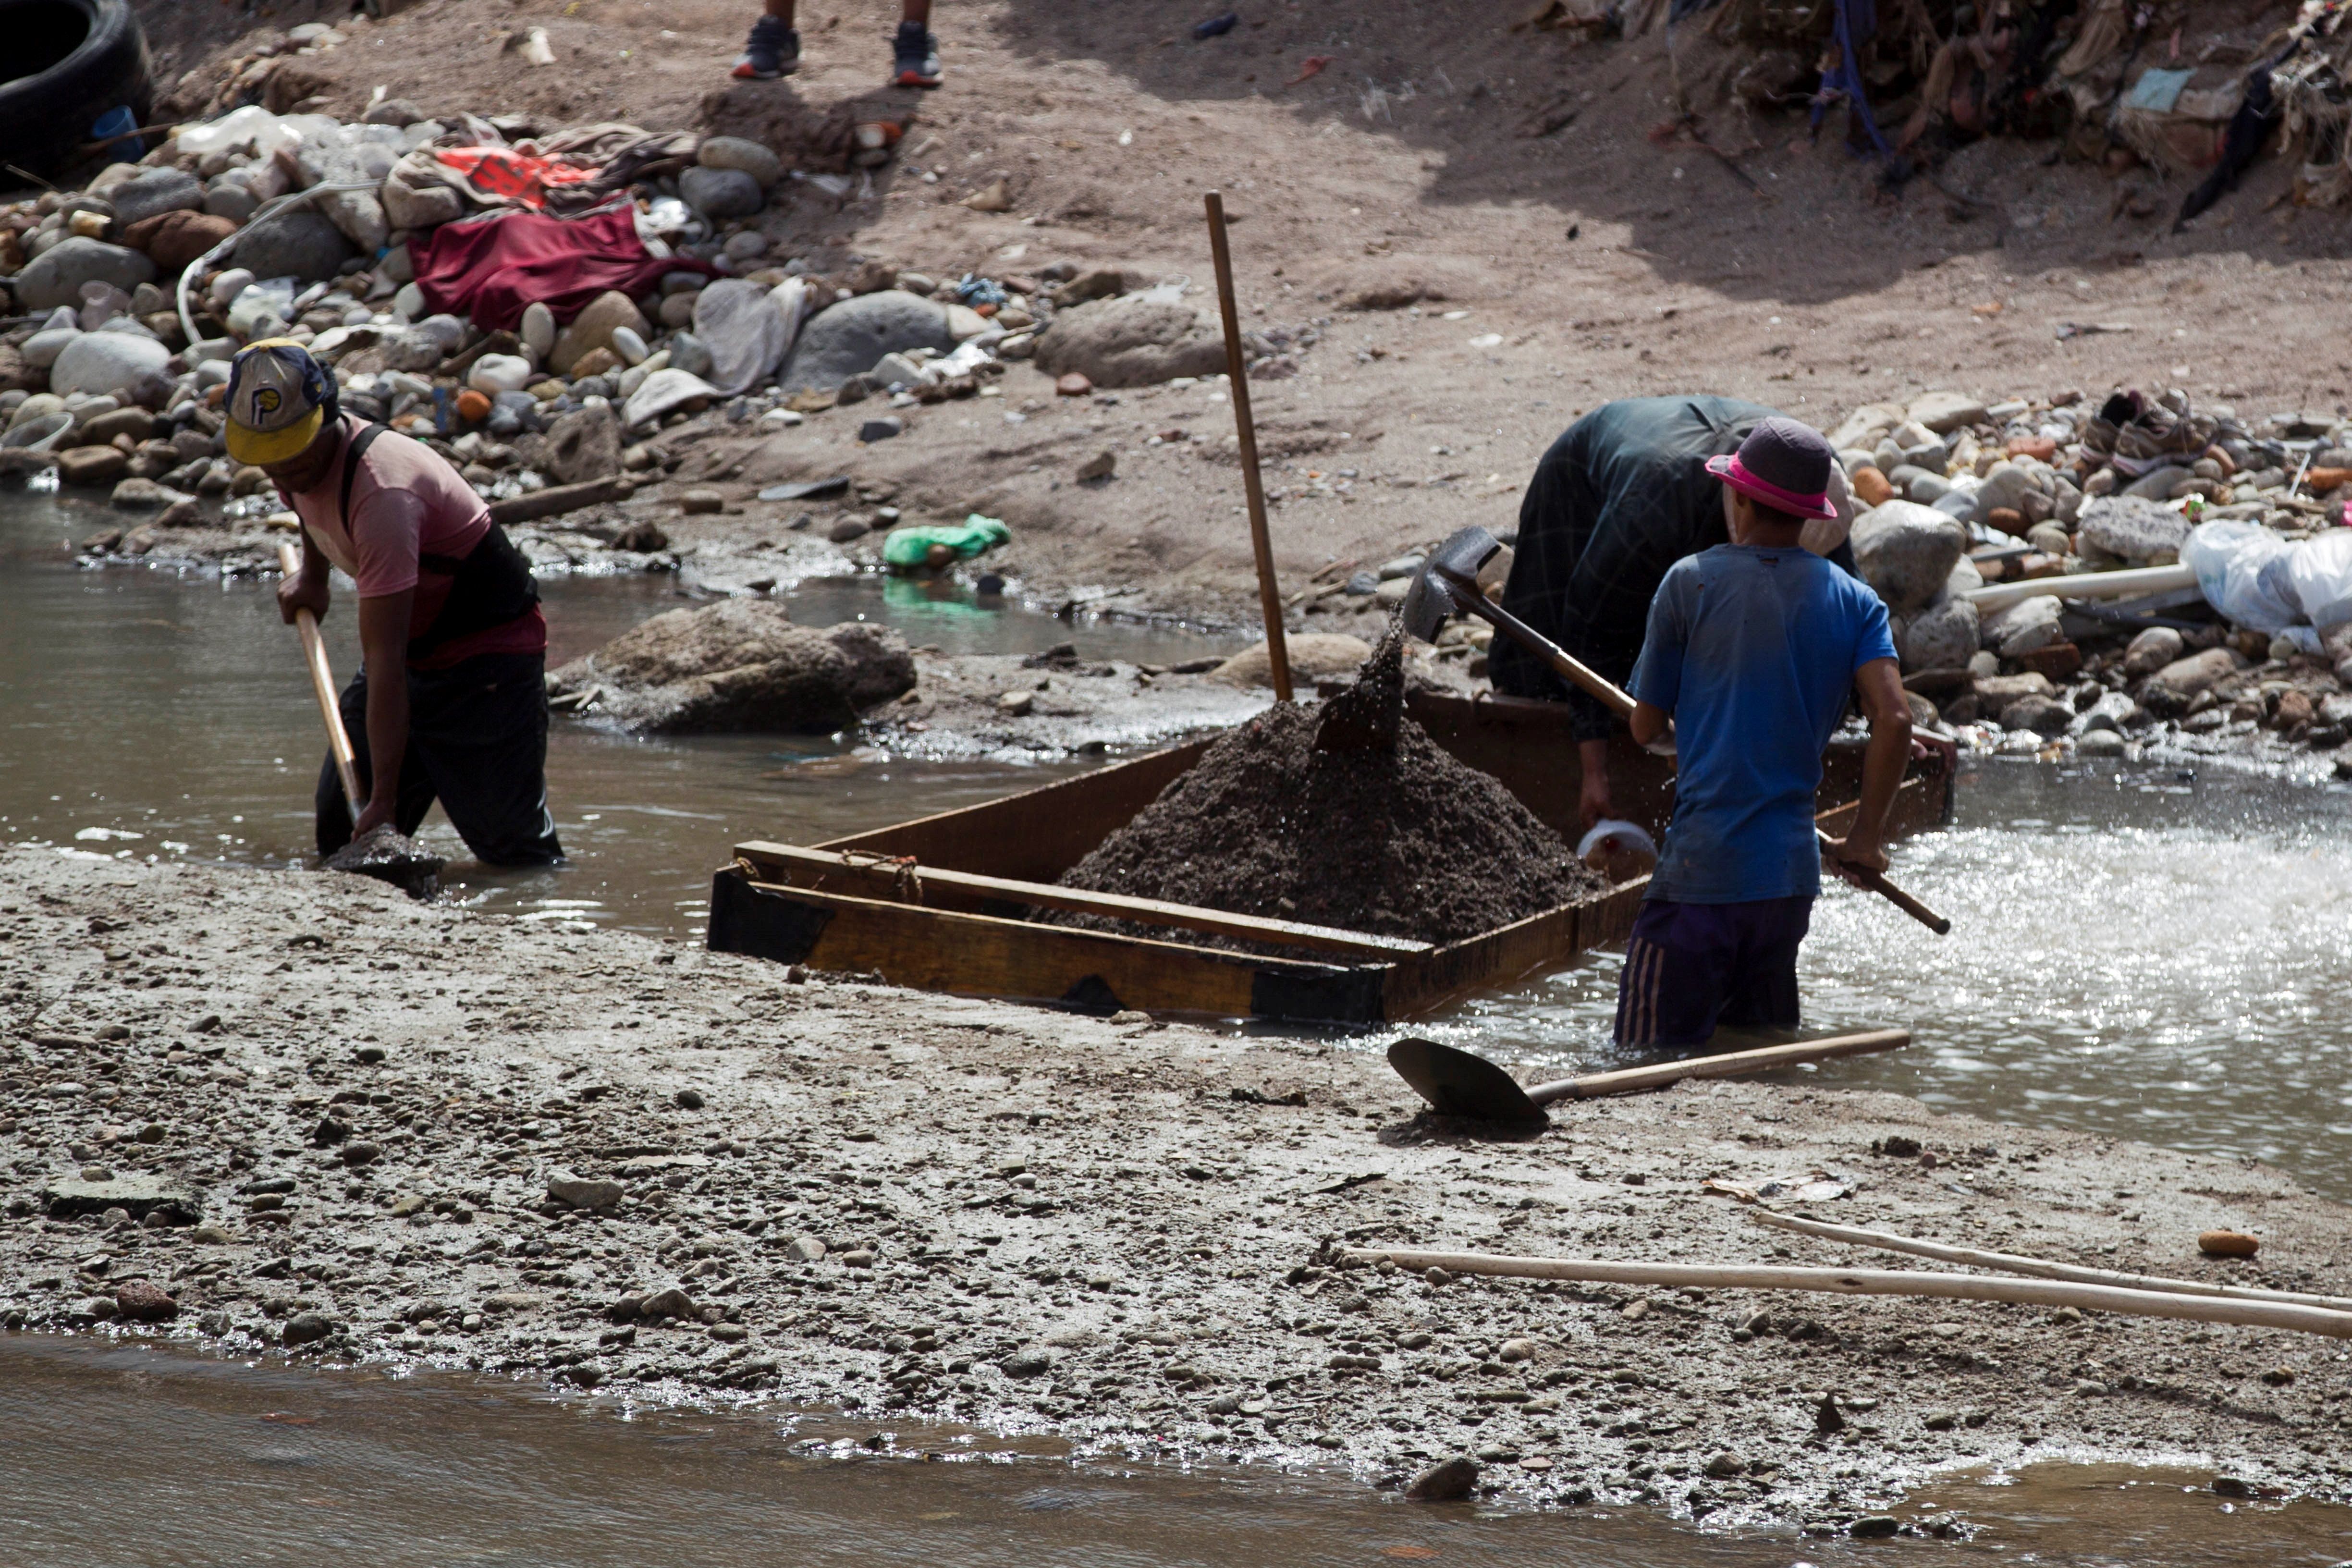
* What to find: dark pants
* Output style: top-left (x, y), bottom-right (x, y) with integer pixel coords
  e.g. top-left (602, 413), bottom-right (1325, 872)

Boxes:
top-left (1613, 895), bottom-right (1812, 1050)
top-left (317, 651), bottom-right (563, 867)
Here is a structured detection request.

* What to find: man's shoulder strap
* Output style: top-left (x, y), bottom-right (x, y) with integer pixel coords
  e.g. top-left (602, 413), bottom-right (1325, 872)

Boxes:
top-left (336, 421), bottom-right (392, 528)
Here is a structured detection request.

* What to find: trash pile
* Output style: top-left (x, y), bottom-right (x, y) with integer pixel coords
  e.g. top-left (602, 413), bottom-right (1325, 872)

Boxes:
top-left (1829, 387), bottom-right (2352, 766)
top-left (1664, 0), bottom-right (2349, 219)
top-left (0, 75), bottom-right (1292, 537)
top-left (1054, 684), bottom-right (1605, 949)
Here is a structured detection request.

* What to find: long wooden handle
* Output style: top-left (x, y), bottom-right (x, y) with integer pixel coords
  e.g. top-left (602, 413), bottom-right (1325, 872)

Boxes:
top-left (1446, 564), bottom-right (1949, 935)
top-left (1336, 1249), bottom-right (2352, 1340)
top-left (1525, 1027), bottom-right (1910, 1105)
top-left (278, 540), bottom-right (365, 812)
top-left (1204, 190), bottom-right (1292, 704)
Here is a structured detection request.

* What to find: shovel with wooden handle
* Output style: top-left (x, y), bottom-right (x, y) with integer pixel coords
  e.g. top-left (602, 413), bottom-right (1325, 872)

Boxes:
top-left (1401, 526), bottom-right (1951, 936)
top-left (279, 539), bottom-right (366, 815)
top-left (1388, 1029), bottom-right (1912, 1125)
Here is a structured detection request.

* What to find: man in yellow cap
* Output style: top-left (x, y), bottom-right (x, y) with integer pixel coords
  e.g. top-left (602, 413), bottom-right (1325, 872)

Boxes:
top-left (228, 339), bottom-right (563, 866)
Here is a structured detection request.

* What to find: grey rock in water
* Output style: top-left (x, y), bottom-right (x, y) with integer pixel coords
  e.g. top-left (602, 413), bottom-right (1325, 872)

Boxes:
top-left (1032, 297), bottom-right (1226, 389)
top-left (323, 824), bottom-right (445, 899)
top-left (548, 598), bottom-right (915, 733)
top-left (779, 290), bottom-right (957, 394)
top-left (1405, 1455), bottom-right (1481, 1501)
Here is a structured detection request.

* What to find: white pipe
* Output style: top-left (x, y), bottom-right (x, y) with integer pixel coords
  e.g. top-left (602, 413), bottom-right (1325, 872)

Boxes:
top-left (1962, 562), bottom-right (2198, 613)
top-left (175, 180), bottom-right (383, 352)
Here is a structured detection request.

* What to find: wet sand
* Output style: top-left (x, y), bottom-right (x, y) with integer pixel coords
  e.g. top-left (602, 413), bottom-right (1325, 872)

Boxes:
top-left (5, 845), bottom-right (2351, 1538)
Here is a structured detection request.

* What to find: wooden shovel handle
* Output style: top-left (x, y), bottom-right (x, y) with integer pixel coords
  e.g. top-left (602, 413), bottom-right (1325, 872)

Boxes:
top-left (1525, 1027), bottom-right (1911, 1104)
top-left (278, 540), bottom-right (366, 812)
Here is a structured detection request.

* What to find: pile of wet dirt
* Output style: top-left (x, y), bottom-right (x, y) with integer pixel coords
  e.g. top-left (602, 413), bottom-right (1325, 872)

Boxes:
top-left (1054, 686), bottom-right (1603, 947)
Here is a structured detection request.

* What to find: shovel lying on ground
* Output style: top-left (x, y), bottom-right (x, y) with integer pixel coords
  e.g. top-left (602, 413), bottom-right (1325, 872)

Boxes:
top-left (1400, 526), bottom-right (1952, 936)
top-left (1387, 1028), bottom-right (1911, 1125)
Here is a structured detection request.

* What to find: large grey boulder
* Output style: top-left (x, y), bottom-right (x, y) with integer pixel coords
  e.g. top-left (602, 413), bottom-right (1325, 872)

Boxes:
top-left (2076, 494), bottom-right (2191, 564)
top-left (1032, 296), bottom-right (1226, 389)
top-left (691, 279), bottom-right (789, 395)
top-left (107, 169), bottom-right (204, 230)
top-left (13, 238), bottom-right (158, 313)
top-left (1849, 500), bottom-right (1966, 613)
top-left (49, 330), bottom-right (173, 398)
top-left (231, 208), bottom-right (356, 283)
top-left (549, 599), bottom-right (916, 733)
top-left (779, 290), bottom-right (957, 394)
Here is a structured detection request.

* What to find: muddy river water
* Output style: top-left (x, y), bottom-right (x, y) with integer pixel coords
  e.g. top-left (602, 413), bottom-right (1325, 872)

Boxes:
top-left (10, 489), bottom-right (2352, 1559)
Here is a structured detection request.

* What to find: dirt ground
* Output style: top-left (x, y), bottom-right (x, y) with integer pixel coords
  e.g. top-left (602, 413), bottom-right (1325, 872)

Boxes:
top-left (5, 845), bottom-right (2352, 1536)
top-left (118, 0), bottom-right (2352, 625)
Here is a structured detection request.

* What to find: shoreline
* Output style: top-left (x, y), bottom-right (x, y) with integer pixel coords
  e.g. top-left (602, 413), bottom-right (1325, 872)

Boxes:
top-left (5, 846), bottom-right (2350, 1540)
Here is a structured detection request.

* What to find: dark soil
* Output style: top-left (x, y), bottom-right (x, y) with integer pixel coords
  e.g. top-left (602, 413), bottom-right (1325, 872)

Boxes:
top-left (1054, 695), bottom-right (1604, 947)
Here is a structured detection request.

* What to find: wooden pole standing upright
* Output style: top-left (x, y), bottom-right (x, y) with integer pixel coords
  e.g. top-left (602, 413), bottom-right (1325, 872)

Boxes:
top-left (279, 539), bottom-right (366, 813)
top-left (1203, 190), bottom-right (1293, 702)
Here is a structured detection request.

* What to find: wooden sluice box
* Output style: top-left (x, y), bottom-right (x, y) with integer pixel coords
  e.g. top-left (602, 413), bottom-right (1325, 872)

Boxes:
top-left (705, 690), bottom-right (1956, 1025)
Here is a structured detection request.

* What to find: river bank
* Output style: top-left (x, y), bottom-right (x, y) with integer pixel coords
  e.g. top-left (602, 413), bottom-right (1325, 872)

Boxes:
top-left (6, 845), bottom-right (2352, 1540)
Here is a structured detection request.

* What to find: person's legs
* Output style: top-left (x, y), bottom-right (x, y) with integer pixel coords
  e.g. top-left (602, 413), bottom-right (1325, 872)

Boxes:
top-left (404, 652), bottom-right (564, 867)
top-left (1612, 900), bottom-right (1739, 1051)
top-left (1714, 896), bottom-right (1813, 1034)
top-left (892, 0), bottom-right (941, 86)
top-left (733, 0), bottom-right (801, 79)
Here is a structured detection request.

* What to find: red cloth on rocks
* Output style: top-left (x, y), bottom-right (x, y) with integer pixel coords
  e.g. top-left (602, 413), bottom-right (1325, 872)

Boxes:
top-left (410, 207), bottom-right (710, 332)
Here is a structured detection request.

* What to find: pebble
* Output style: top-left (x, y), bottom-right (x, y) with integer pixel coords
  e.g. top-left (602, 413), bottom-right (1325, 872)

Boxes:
top-left (858, 416), bottom-right (906, 443)
top-left (114, 1279), bottom-right (178, 1323)
top-left (282, 1311), bottom-right (335, 1346)
top-left (1405, 1456), bottom-right (1480, 1502)
top-left (1075, 450), bottom-right (1115, 482)
top-left (548, 1174), bottom-right (624, 1211)
top-left (519, 302), bottom-right (556, 357)
top-left (679, 488), bottom-right (725, 515)
top-left (2199, 1229), bottom-right (2260, 1257)
top-left (828, 518), bottom-right (871, 544)
top-left (785, 1235), bottom-right (827, 1262)
top-left (1055, 372), bottom-right (1093, 397)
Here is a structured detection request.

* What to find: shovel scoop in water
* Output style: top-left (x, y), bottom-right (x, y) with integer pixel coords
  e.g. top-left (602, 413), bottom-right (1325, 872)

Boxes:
top-left (323, 825), bottom-right (444, 900)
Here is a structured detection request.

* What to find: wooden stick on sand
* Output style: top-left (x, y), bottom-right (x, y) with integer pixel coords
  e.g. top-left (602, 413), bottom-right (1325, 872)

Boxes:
top-left (1337, 1248), bottom-right (2352, 1339)
top-left (1749, 1209), bottom-right (2352, 1315)
top-left (1204, 189), bottom-right (1293, 703)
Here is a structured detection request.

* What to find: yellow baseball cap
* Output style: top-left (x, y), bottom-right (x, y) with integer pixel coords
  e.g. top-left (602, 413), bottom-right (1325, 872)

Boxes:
top-left (223, 337), bottom-right (333, 466)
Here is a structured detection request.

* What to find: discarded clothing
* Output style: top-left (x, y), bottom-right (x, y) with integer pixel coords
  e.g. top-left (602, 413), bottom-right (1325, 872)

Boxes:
top-left (388, 123), bottom-right (699, 219)
top-left (412, 206), bottom-right (709, 332)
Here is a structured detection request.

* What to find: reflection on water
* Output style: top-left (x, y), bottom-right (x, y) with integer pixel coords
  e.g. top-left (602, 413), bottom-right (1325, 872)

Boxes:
top-left (0, 489), bottom-right (1238, 937)
top-left (4, 1335), bottom-right (2346, 1568)
top-left (1420, 759), bottom-right (2352, 1200)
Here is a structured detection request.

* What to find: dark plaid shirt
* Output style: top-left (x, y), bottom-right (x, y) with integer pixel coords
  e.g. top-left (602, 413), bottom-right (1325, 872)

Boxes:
top-left (1493, 396), bottom-right (1857, 741)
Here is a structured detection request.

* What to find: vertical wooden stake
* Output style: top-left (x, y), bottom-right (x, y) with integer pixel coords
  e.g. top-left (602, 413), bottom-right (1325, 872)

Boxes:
top-left (1203, 189), bottom-right (1293, 703)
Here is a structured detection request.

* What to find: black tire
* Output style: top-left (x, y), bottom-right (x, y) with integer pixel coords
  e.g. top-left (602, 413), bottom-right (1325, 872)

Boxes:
top-left (0, 0), bottom-right (152, 179)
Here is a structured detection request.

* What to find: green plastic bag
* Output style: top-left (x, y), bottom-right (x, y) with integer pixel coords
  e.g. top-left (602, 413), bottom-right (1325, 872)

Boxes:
top-left (882, 514), bottom-right (1011, 573)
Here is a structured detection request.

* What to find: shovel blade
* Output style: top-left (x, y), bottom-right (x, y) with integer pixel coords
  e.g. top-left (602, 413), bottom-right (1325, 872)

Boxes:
top-left (1398, 526), bottom-right (1503, 644)
top-left (1386, 1037), bottom-right (1548, 1126)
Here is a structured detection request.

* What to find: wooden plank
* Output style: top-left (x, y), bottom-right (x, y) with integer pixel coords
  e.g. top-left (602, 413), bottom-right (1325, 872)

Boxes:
top-left (735, 841), bottom-right (1428, 959)
top-left (708, 872), bottom-right (1388, 1020)
top-left (820, 739), bottom-right (1212, 882)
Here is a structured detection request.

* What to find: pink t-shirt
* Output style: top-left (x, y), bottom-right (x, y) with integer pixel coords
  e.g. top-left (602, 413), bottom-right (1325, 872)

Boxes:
top-left (284, 414), bottom-right (546, 669)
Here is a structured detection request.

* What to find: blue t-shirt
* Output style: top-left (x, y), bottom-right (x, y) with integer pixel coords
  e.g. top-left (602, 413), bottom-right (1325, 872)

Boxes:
top-left (1626, 544), bottom-right (1897, 904)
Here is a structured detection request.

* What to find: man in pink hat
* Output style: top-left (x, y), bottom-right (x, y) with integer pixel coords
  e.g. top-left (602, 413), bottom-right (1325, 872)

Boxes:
top-left (1611, 417), bottom-right (1910, 1051)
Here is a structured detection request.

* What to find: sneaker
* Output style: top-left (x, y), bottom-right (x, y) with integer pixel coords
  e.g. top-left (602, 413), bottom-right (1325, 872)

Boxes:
top-left (890, 19), bottom-right (941, 87)
top-left (732, 15), bottom-right (800, 79)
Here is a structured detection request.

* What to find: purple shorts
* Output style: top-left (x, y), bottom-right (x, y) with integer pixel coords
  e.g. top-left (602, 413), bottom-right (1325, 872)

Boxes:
top-left (1612, 895), bottom-right (1813, 1050)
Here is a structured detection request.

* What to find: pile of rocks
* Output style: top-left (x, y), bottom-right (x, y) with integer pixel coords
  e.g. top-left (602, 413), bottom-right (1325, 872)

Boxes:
top-left (1827, 388), bottom-right (2352, 767)
top-left (0, 85), bottom-right (1281, 535)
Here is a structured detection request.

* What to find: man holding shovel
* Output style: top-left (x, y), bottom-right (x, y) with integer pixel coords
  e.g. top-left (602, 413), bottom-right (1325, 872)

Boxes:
top-left (1492, 396), bottom-right (1857, 831)
top-left (1613, 419), bottom-right (1908, 1050)
top-left (228, 340), bottom-right (564, 867)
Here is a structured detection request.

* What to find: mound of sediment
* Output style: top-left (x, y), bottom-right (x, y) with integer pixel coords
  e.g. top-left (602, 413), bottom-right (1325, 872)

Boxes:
top-left (1054, 700), bottom-right (1603, 948)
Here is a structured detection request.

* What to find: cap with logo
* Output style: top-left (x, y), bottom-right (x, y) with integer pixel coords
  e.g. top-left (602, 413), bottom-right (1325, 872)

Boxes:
top-left (222, 337), bottom-right (336, 466)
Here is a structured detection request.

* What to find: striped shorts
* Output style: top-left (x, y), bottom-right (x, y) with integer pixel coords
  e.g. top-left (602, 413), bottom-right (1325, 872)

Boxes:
top-left (1612, 895), bottom-right (1813, 1051)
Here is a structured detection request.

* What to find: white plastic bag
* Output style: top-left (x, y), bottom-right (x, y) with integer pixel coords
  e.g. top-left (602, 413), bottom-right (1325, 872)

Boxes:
top-left (2182, 519), bottom-right (2302, 633)
top-left (2287, 528), bottom-right (2352, 633)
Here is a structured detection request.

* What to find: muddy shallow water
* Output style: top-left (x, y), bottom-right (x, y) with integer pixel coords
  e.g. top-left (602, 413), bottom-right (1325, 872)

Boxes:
top-left (7, 1335), bottom-right (2349, 1568)
top-left (11, 488), bottom-right (2352, 1201)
